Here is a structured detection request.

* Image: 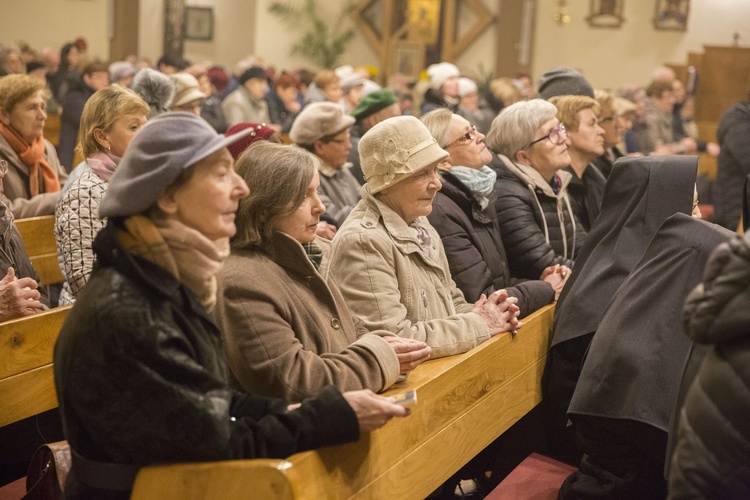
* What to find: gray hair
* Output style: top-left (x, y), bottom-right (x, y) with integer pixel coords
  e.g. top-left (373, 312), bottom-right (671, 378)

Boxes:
top-left (232, 141), bottom-right (319, 248)
top-left (486, 98), bottom-right (558, 160)
top-left (419, 108), bottom-right (454, 148)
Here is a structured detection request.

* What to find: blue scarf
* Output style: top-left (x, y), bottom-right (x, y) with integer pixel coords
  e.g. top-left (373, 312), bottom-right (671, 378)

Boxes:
top-left (449, 166), bottom-right (497, 209)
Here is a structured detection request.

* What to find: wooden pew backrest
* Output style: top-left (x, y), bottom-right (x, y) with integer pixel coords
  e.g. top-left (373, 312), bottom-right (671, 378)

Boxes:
top-left (0, 305), bottom-right (72, 427)
top-left (131, 304), bottom-right (555, 500)
top-left (15, 215), bottom-right (65, 286)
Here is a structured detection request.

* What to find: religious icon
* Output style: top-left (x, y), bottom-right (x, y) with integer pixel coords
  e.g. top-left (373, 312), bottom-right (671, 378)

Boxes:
top-left (653, 0), bottom-right (690, 31)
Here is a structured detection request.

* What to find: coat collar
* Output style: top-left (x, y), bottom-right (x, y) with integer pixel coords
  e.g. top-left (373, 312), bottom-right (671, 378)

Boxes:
top-left (495, 153), bottom-right (572, 198)
top-left (438, 172), bottom-right (494, 225)
top-left (359, 186), bottom-right (444, 267)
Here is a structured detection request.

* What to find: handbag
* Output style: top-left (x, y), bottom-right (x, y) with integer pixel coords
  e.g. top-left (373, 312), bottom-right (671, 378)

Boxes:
top-left (23, 440), bottom-right (71, 500)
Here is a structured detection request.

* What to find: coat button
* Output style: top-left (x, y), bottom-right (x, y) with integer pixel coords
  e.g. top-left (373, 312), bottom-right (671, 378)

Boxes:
top-left (331, 318), bottom-right (341, 329)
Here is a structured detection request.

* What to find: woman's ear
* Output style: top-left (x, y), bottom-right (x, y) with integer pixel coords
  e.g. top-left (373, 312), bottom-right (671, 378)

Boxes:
top-left (0, 107), bottom-right (10, 126)
top-left (156, 191), bottom-right (178, 216)
top-left (93, 128), bottom-right (109, 150)
top-left (516, 149), bottom-right (530, 164)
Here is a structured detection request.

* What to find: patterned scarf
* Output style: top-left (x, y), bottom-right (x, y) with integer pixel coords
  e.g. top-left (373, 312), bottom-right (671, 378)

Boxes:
top-left (117, 215), bottom-right (229, 312)
top-left (549, 173), bottom-right (562, 194)
top-left (302, 241), bottom-right (323, 270)
top-left (0, 122), bottom-right (61, 196)
top-left (409, 219), bottom-right (432, 254)
top-left (87, 151), bottom-right (120, 182)
top-left (449, 165), bottom-right (497, 209)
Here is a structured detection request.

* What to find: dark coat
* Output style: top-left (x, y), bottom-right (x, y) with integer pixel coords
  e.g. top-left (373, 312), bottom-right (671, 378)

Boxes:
top-left (266, 91), bottom-right (298, 134)
top-left (568, 214), bottom-right (734, 438)
top-left (669, 232), bottom-right (750, 499)
top-left (58, 77), bottom-right (95, 171)
top-left (563, 164), bottom-right (605, 232)
top-left (590, 147), bottom-right (624, 180)
top-left (427, 171), bottom-right (554, 317)
top-left (552, 156), bottom-right (698, 350)
top-left (490, 153), bottom-right (585, 280)
top-left (716, 102), bottom-right (750, 229)
top-left (54, 221), bottom-right (358, 498)
top-left (420, 88), bottom-right (456, 115)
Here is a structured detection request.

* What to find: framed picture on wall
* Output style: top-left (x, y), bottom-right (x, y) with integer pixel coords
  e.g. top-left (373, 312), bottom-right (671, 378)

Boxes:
top-left (586, 0), bottom-right (625, 29)
top-left (185, 7), bottom-right (214, 41)
top-left (653, 0), bottom-right (689, 31)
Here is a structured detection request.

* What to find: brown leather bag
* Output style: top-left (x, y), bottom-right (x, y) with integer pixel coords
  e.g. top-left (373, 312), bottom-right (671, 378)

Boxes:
top-left (23, 440), bottom-right (71, 500)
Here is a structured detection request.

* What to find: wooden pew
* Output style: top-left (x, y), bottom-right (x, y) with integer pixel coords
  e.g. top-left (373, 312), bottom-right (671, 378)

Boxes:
top-left (15, 215), bottom-right (64, 286)
top-left (0, 305), bottom-right (72, 428)
top-left (131, 304), bottom-right (555, 499)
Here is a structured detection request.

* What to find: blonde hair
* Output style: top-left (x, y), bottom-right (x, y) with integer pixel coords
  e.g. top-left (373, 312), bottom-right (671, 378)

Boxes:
top-left (420, 108), bottom-right (454, 148)
top-left (77, 85), bottom-right (149, 158)
top-left (490, 77), bottom-right (523, 106)
top-left (313, 70), bottom-right (339, 89)
top-left (0, 74), bottom-right (50, 115)
top-left (232, 142), bottom-right (319, 248)
top-left (548, 95), bottom-right (600, 132)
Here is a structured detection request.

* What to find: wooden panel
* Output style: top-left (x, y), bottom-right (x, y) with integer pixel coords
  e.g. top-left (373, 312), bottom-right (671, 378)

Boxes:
top-left (0, 364), bottom-right (58, 427)
top-left (695, 46), bottom-right (750, 124)
top-left (0, 305), bottom-right (71, 379)
top-left (44, 113), bottom-right (61, 148)
top-left (132, 304), bottom-right (555, 500)
top-left (15, 215), bottom-right (64, 285)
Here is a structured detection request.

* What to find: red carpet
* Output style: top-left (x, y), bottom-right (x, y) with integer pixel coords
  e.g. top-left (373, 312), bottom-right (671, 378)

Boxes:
top-left (486, 453), bottom-right (576, 500)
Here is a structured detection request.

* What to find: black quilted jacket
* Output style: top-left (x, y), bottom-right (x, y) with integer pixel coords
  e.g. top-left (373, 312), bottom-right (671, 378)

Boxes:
top-left (489, 154), bottom-right (586, 280)
top-left (669, 232), bottom-right (750, 499)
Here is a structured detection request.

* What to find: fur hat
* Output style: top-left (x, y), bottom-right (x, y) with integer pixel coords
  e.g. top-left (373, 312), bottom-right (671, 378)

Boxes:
top-left (99, 113), bottom-right (255, 218)
top-left (427, 62), bottom-right (460, 91)
top-left (225, 122), bottom-right (276, 160)
top-left (289, 102), bottom-right (355, 145)
top-left (538, 67), bottom-right (594, 99)
top-left (359, 115), bottom-right (448, 194)
top-left (341, 73), bottom-right (365, 93)
top-left (131, 68), bottom-right (175, 118)
top-left (351, 89), bottom-right (398, 121)
top-left (170, 72), bottom-right (207, 108)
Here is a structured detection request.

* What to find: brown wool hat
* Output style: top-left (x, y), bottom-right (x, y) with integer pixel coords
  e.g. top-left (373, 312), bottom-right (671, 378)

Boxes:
top-left (289, 102), bottom-right (355, 145)
top-left (359, 115), bottom-right (448, 194)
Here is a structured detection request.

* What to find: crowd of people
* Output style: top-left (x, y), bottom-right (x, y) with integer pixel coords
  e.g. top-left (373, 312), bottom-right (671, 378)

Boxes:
top-left (1, 36), bottom-right (749, 499)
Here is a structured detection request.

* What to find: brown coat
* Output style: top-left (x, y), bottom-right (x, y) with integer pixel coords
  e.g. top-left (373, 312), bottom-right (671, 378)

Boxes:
top-left (0, 134), bottom-right (67, 218)
top-left (214, 232), bottom-right (399, 403)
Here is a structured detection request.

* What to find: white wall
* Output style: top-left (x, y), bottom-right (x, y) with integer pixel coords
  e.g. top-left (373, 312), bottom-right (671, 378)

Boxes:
top-left (532, 0), bottom-right (750, 90)
top-left (0, 0), bottom-right (109, 61)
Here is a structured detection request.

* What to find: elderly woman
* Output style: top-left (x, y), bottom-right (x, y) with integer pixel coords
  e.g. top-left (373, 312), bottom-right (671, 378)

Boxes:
top-left (327, 116), bottom-right (521, 360)
top-left (0, 74), bottom-right (67, 218)
top-left (420, 108), bottom-right (568, 317)
top-left (548, 95), bottom-right (606, 231)
top-left (55, 85), bottom-right (149, 304)
top-left (591, 90), bottom-right (625, 179)
top-left (215, 142), bottom-right (430, 402)
top-left (54, 113), bottom-right (409, 498)
top-left (486, 99), bottom-right (585, 281)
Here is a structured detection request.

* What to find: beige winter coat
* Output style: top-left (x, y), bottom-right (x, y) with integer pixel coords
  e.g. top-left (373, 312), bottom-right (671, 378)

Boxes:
top-left (326, 187), bottom-right (490, 359)
top-left (215, 232), bottom-right (400, 403)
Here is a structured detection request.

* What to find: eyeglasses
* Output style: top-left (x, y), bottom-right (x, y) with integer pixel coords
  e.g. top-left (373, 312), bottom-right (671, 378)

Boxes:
top-left (447, 125), bottom-right (477, 148)
top-left (324, 131), bottom-right (351, 145)
top-left (527, 123), bottom-right (566, 148)
top-left (0, 160), bottom-right (8, 176)
top-left (692, 199), bottom-right (699, 210)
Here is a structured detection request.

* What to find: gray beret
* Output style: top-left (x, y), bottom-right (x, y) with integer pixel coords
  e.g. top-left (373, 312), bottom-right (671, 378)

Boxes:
top-left (99, 112), bottom-right (254, 218)
top-left (289, 102), bottom-right (355, 145)
top-left (538, 67), bottom-right (594, 99)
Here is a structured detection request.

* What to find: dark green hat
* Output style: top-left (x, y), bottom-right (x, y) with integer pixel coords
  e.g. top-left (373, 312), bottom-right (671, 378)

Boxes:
top-left (351, 89), bottom-right (398, 121)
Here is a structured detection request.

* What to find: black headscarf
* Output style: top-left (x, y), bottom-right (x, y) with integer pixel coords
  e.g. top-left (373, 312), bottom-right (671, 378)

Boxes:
top-left (568, 213), bottom-right (734, 432)
top-left (551, 155), bottom-right (698, 348)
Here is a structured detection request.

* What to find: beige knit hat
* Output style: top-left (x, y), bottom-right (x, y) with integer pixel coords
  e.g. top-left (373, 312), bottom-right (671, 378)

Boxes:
top-left (359, 115), bottom-right (448, 194)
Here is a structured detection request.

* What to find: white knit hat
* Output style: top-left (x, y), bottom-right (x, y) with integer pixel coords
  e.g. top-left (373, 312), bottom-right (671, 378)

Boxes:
top-left (427, 62), bottom-right (460, 91)
top-left (457, 77), bottom-right (478, 97)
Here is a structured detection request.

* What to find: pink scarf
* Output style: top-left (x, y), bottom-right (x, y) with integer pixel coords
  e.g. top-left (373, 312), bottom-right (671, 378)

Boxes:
top-left (87, 151), bottom-right (120, 182)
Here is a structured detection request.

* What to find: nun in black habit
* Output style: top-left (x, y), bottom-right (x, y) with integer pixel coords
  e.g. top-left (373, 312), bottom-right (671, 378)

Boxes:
top-left (541, 155), bottom-right (699, 462)
top-left (559, 213), bottom-right (734, 500)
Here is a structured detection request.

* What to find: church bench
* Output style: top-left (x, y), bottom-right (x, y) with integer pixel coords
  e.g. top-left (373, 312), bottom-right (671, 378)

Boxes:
top-left (131, 304), bottom-right (555, 499)
top-left (15, 215), bottom-right (64, 286)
